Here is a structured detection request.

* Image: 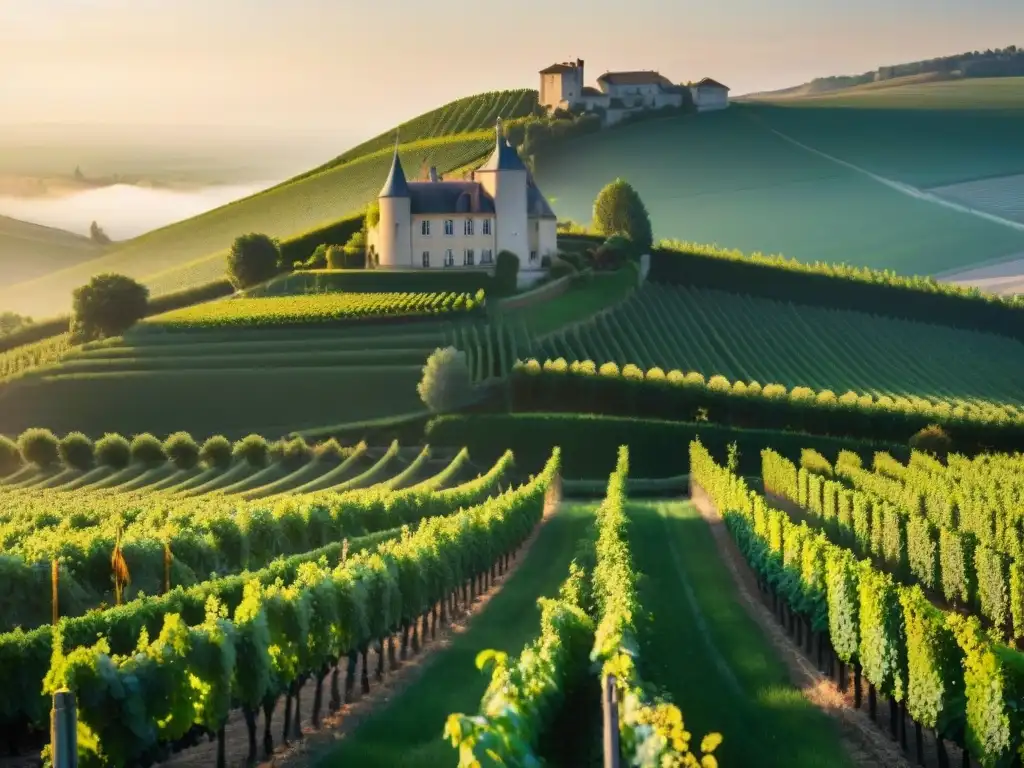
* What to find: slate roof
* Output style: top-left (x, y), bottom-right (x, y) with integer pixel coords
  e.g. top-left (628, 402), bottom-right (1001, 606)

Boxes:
top-left (378, 149), bottom-right (410, 198)
top-left (540, 63), bottom-right (575, 74)
top-left (580, 86), bottom-right (605, 97)
top-left (407, 181), bottom-right (495, 214)
top-left (695, 77), bottom-right (730, 90)
top-left (597, 70), bottom-right (673, 87)
top-left (527, 176), bottom-right (557, 219)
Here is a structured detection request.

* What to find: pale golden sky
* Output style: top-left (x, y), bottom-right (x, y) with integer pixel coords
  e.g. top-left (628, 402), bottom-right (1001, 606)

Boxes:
top-left (1, 0), bottom-right (1019, 143)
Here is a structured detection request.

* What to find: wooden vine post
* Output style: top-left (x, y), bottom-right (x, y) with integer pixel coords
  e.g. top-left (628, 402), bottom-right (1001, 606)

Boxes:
top-left (602, 673), bottom-right (621, 768)
top-left (112, 528), bottom-right (130, 606)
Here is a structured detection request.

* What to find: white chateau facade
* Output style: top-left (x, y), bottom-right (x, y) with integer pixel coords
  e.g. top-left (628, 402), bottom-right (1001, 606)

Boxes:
top-left (367, 120), bottom-right (558, 270)
top-left (539, 59), bottom-right (730, 123)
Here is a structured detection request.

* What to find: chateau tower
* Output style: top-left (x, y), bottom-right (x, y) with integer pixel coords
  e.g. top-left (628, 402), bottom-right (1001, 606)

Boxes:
top-left (473, 119), bottom-right (528, 261)
top-left (376, 142), bottom-right (412, 267)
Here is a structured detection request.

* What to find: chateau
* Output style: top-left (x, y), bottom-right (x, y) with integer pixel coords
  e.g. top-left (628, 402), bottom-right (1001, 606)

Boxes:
top-left (539, 59), bottom-right (730, 123)
top-left (366, 120), bottom-right (557, 271)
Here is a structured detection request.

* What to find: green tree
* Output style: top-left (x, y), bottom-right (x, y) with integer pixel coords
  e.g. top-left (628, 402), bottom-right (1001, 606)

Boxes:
top-left (592, 178), bottom-right (653, 254)
top-left (200, 435), bottom-right (233, 469)
top-left (70, 273), bottom-right (149, 341)
top-left (417, 346), bottom-right (475, 413)
top-left (131, 433), bottom-right (166, 466)
top-left (227, 233), bottom-right (281, 289)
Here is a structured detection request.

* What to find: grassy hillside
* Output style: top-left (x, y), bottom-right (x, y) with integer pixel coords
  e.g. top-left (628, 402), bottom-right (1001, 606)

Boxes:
top-left (0, 215), bottom-right (103, 286)
top-left (0, 90), bottom-right (538, 319)
top-left (535, 99), bottom-right (1024, 276)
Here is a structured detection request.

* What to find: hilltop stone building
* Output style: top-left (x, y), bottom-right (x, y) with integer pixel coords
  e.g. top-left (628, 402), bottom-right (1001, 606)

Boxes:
top-left (539, 59), bottom-right (730, 122)
top-left (366, 120), bottom-right (557, 270)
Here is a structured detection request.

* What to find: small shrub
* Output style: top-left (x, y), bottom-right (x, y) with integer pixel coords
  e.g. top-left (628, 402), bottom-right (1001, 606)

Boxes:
top-left (58, 432), bottom-right (94, 471)
top-left (200, 436), bottom-right (233, 470)
top-left (592, 178), bottom-right (653, 254)
top-left (0, 435), bottom-right (22, 476)
top-left (233, 434), bottom-right (270, 467)
top-left (274, 436), bottom-right (313, 470)
top-left (164, 432), bottom-right (200, 470)
top-left (303, 244), bottom-right (329, 269)
top-left (313, 438), bottom-right (350, 464)
top-left (708, 375), bottom-right (731, 392)
top-left (18, 428), bottom-right (60, 469)
top-left (326, 245), bottom-right (347, 269)
top-left (494, 251), bottom-right (519, 297)
top-left (95, 433), bottom-right (131, 469)
top-left (418, 347), bottom-right (476, 414)
top-left (910, 424), bottom-right (952, 459)
top-left (598, 362), bottom-right (619, 377)
top-left (131, 433), bottom-right (166, 466)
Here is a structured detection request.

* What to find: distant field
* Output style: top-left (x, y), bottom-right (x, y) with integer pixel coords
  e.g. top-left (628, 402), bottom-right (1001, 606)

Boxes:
top-left (0, 214), bottom-right (102, 286)
top-left (537, 281), bottom-right (1024, 411)
top-left (745, 78), bottom-right (1024, 188)
top-left (0, 134), bottom-right (495, 317)
top-left (535, 107), bottom-right (1024, 275)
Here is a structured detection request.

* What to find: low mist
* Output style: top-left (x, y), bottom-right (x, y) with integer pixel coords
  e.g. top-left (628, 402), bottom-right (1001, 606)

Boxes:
top-left (0, 182), bottom-right (278, 241)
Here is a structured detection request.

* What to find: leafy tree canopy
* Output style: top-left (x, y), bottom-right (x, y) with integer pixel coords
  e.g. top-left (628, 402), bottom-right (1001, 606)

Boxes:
top-left (592, 178), bottom-right (653, 254)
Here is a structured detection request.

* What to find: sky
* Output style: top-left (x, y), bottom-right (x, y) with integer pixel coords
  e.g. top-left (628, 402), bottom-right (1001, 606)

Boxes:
top-left (0, 0), bottom-right (1021, 147)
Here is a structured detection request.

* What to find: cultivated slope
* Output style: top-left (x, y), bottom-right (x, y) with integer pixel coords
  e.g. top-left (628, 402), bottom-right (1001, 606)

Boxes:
top-left (535, 81), bottom-right (1024, 276)
top-left (0, 90), bottom-right (538, 318)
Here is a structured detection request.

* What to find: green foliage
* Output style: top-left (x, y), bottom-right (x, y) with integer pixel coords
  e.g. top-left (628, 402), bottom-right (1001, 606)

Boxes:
top-left (0, 434), bottom-right (20, 476)
top-left (899, 586), bottom-right (964, 734)
top-left (588, 446), bottom-right (721, 766)
top-left (146, 291), bottom-right (479, 329)
top-left (311, 438), bottom-right (351, 464)
top-left (95, 432), bottom-right (131, 468)
top-left (227, 233), bottom-right (282, 290)
top-left (232, 434), bottom-right (269, 467)
top-left (592, 178), bottom-right (653, 254)
top-left (199, 435), bottom-right (232, 470)
top-left (418, 346), bottom-right (476, 414)
top-left (494, 250), bottom-right (519, 297)
top-left (0, 333), bottom-right (73, 385)
top-left (130, 432), bottom-right (166, 466)
top-left (825, 547), bottom-right (860, 663)
top-left (857, 563), bottom-right (906, 700)
top-left (272, 436), bottom-right (313, 470)
top-left (910, 424), bottom-right (952, 459)
top-left (58, 431), bottom-right (94, 471)
top-left (325, 245), bottom-right (347, 270)
top-left (163, 431), bottom-right (199, 470)
top-left (17, 428), bottom-right (59, 469)
top-left (70, 273), bottom-right (150, 342)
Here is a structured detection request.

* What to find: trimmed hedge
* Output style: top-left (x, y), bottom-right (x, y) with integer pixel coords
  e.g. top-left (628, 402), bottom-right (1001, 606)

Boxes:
top-left (648, 243), bottom-right (1024, 340)
top-left (258, 268), bottom-right (494, 297)
top-left (425, 413), bottom-right (906, 479)
top-left (508, 367), bottom-right (1024, 455)
top-left (278, 213), bottom-right (365, 267)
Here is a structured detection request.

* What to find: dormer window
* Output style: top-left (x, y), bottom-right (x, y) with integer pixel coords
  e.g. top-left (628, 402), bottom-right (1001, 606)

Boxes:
top-left (464, 219), bottom-right (474, 236)
top-left (444, 219), bottom-right (454, 236)
top-left (482, 219), bottom-right (492, 236)
top-left (421, 220), bottom-right (431, 236)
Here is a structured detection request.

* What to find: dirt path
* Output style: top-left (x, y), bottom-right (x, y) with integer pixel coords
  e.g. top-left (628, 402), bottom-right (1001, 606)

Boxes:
top-left (689, 484), bottom-right (912, 768)
top-left (155, 484), bottom-right (563, 768)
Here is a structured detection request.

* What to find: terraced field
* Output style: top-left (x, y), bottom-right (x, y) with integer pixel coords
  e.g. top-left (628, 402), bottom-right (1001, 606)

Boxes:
top-left (0, 319), bottom-right (492, 437)
top-left (537, 281), bottom-right (1024, 410)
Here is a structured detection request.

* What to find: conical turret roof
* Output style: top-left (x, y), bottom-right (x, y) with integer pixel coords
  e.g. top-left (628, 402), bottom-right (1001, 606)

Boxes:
top-left (378, 141), bottom-right (410, 198)
top-left (478, 119), bottom-right (527, 172)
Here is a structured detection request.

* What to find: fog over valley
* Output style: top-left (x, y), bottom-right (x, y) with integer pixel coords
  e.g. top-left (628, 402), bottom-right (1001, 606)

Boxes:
top-left (0, 181), bottom-right (278, 240)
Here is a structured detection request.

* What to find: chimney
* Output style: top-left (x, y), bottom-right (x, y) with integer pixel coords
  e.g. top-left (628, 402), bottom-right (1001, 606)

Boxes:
top-left (428, 166), bottom-right (439, 182)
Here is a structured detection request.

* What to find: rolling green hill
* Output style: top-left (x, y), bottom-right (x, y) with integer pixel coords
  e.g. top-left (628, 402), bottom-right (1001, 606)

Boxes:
top-left (0, 215), bottom-right (103, 287)
top-left (535, 78), bottom-right (1024, 276)
top-left (0, 90), bottom-right (539, 319)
